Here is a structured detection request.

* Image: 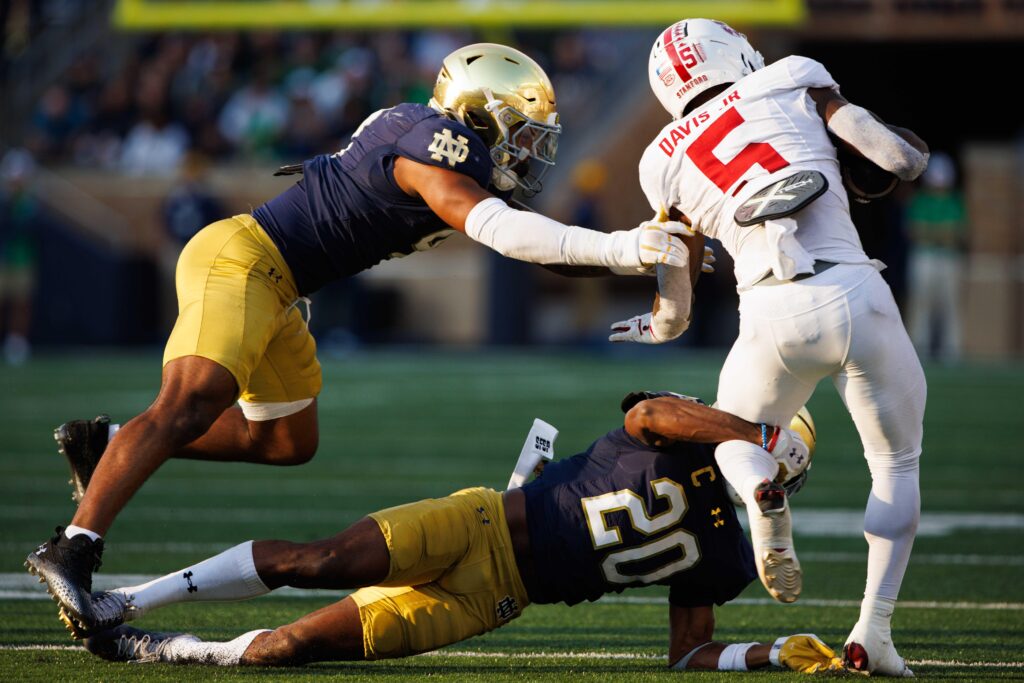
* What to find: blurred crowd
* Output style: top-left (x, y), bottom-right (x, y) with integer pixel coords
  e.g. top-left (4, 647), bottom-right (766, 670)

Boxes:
top-left (23, 30), bottom-right (620, 175)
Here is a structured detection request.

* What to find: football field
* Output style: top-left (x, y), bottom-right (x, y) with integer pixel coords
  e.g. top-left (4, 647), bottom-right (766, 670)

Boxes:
top-left (1, 351), bottom-right (1022, 681)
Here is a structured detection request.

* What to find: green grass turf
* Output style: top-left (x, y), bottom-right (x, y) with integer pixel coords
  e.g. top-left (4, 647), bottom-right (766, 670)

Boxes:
top-left (1, 350), bottom-right (1022, 681)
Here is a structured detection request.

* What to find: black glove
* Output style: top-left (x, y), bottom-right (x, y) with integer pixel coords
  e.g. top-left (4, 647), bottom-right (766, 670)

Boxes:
top-left (620, 391), bottom-right (705, 414)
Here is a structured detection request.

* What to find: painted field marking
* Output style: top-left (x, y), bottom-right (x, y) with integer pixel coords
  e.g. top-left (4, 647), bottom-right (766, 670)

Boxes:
top-left (2, 574), bottom-right (1023, 610)
top-left (0, 644), bottom-right (1021, 670)
top-left (3, 506), bottom-right (1023, 536)
top-left (5, 543), bottom-right (1021, 568)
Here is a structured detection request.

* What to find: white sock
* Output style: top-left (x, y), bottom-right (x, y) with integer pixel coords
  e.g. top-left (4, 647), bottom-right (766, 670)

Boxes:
top-left (862, 452), bottom-right (920, 600)
top-left (857, 595), bottom-right (896, 631)
top-left (117, 541), bottom-right (270, 619)
top-left (108, 423), bottom-right (121, 440)
top-left (64, 525), bottom-right (102, 542)
top-left (160, 629), bottom-right (271, 665)
top-left (715, 440), bottom-right (779, 512)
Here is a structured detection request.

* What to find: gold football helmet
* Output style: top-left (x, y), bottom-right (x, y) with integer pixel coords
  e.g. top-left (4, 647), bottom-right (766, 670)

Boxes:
top-left (725, 405), bottom-right (817, 506)
top-left (430, 43), bottom-right (560, 195)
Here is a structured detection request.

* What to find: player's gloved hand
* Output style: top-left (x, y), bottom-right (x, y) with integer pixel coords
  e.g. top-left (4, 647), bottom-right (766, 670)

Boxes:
top-left (770, 634), bottom-right (845, 674)
top-left (608, 313), bottom-right (660, 344)
top-left (765, 426), bottom-right (812, 483)
top-left (702, 246), bottom-right (716, 274)
top-left (620, 391), bottom-right (704, 413)
top-left (635, 220), bottom-right (693, 268)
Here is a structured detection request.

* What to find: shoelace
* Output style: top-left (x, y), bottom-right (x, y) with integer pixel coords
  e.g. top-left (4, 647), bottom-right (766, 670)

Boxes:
top-left (117, 633), bottom-right (172, 663)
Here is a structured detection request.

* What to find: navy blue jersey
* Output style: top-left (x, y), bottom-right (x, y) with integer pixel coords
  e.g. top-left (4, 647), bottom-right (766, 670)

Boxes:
top-left (521, 429), bottom-right (755, 608)
top-left (253, 103), bottom-right (496, 295)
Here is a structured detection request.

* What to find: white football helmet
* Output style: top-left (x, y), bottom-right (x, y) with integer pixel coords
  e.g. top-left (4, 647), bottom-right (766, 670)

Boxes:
top-left (648, 18), bottom-right (764, 119)
top-left (727, 406), bottom-right (816, 507)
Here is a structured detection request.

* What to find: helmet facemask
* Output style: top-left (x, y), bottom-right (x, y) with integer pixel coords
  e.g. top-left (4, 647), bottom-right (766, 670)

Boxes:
top-left (484, 97), bottom-right (560, 196)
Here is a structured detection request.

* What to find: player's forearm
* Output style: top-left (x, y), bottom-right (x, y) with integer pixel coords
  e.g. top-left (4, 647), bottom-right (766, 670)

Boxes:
top-left (827, 103), bottom-right (929, 180)
top-left (627, 398), bottom-right (761, 448)
top-left (672, 641), bottom-right (771, 670)
top-left (464, 197), bottom-right (645, 268)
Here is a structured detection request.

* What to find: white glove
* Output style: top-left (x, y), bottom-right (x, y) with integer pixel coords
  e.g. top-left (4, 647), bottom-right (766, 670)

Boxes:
top-left (635, 220), bottom-right (693, 268)
top-left (766, 426), bottom-right (811, 483)
top-left (609, 313), bottom-right (661, 344)
top-left (702, 246), bottom-right (716, 273)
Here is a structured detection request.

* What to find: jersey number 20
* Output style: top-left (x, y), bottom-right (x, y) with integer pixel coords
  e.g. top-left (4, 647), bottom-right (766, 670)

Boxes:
top-left (581, 477), bottom-right (700, 584)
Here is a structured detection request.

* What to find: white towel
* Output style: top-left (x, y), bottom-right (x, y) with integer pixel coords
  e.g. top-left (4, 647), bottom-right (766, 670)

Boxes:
top-left (764, 217), bottom-right (815, 280)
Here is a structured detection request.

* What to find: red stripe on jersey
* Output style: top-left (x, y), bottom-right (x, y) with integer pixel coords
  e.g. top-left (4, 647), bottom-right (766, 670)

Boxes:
top-left (662, 28), bottom-right (692, 83)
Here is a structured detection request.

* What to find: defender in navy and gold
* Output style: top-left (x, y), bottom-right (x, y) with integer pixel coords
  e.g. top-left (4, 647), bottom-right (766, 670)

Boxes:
top-left (80, 397), bottom-right (842, 674)
top-left (522, 427), bottom-right (754, 609)
top-left (253, 103), bottom-right (496, 296)
top-left (30, 42), bottom-right (696, 640)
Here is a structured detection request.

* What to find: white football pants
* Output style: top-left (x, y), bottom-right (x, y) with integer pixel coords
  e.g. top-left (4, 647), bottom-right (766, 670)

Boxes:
top-left (716, 263), bottom-right (925, 602)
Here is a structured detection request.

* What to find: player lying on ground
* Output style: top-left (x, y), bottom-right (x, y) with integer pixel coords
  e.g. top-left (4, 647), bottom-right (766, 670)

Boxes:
top-left (75, 394), bottom-right (839, 673)
top-left (26, 42), bottom-right (696, 634)
top-left (609, 18), bottom-right (929, 675)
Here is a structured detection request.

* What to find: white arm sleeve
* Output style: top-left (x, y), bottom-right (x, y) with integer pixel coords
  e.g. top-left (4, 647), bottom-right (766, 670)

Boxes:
top-left (649, 263), bottom-right (692, 341)
top-left (464, 197), bottom-right (641, 269)
top-left (827, 104), bottom-right (929, 181)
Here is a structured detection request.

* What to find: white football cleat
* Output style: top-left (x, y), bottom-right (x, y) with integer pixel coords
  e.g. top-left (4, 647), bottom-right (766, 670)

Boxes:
top-left (844, 621), bottom-right (914, 677)
top-left (748, 479), bottom-right (801, 603)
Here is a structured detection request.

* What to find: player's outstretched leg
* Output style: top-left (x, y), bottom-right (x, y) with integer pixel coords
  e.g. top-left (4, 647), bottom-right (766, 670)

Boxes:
top-left (26, 356), bottom-right (239, 635)
top-left (63, 518), bottom-right (390, 639)
top-left (834, 274), bottom-right (924, 677)
top-left (85, 593), bottom-right (367, 665)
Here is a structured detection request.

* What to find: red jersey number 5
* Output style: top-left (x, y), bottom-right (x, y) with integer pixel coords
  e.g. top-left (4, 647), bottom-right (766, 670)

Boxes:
top-left (687, 108), bottom-right (789, 192)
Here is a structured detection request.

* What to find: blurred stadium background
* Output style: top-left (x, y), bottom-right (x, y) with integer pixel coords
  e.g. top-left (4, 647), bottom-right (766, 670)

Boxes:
top-left (1, 0), bottom-right (1022, 357)
top-left (1, 1), bottom-right (1024, 679)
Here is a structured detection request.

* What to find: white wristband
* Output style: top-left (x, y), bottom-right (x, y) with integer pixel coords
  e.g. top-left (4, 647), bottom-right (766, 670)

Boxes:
top-left (717, 642), bottom-right (755, 671)
top-left (769, 636), bottom-right (788, 667)
top-left (827, 104), bottom-right (928, 181)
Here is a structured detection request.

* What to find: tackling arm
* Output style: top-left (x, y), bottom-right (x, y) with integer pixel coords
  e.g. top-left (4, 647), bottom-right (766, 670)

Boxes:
top-left (668, 605), bottom-right (843, 672)
top-left (392, 157), bottom-right (690, 270)
top-left (624, 397), bottom-right (760, 448)
top-left (623, 395), bottom-right (811, 481)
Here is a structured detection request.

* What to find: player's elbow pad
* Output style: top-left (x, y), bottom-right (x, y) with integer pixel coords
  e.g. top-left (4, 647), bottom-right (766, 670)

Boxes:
top-left (464, 197), bottom-right (639, 268)
top-left (827, 104), bottom-right (928, 181)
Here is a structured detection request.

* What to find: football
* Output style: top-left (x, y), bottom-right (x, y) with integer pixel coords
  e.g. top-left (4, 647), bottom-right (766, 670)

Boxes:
top-left (830, 133), bottom-right (900, 203)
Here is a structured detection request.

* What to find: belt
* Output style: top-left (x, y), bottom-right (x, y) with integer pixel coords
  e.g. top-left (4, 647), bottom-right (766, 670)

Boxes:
top-left (754, 260), bottom-right (837, 286)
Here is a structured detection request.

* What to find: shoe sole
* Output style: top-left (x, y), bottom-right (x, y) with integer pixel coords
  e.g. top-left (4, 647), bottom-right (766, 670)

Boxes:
top-left (757, 546), bottom-right (802, 603)
top-left (753, 508), bottom-right (802, 603)
top-left (24, 555), bottom-right (92, 640)
top-left (54, 423), bottom-right (87, 504)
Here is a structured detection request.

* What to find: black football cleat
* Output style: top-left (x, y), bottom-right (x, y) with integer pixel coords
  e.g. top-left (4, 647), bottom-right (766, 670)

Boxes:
top-left (84, 624), bottom-right (194, 663)
top-left (55, 415), bottom-right (112, 503)
top-left (24, 526), bottom-right (104, 638)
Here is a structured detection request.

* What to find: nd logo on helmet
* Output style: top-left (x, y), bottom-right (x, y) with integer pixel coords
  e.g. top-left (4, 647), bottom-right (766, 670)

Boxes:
top-left (428, 129), bottom-right (470, 167)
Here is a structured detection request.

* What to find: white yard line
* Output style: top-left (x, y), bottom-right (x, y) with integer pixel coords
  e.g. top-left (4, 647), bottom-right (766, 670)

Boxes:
top-left (3, 506), bottom-right (1023, 535)
top-left (7, 543), bottom-right (1022, 567)
top-left (0, 644), bottom-right (1020, 669)
top-left (2, 574), bottom-right (1022, 609)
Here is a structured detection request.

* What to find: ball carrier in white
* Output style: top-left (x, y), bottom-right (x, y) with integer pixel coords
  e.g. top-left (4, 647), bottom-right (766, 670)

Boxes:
top-left (611, 18), bottom-right (929, 677)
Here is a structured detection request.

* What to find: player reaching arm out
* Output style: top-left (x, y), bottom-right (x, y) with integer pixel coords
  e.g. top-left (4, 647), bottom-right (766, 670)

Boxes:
top-left (667, 604), bottom-right (843, 673)
top-left (392, 158), bottom-right (691, 271)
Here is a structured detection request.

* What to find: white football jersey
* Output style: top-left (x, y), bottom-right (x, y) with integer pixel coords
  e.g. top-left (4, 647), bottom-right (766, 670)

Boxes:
top-left (639, 56), bottom-right (879, 288)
